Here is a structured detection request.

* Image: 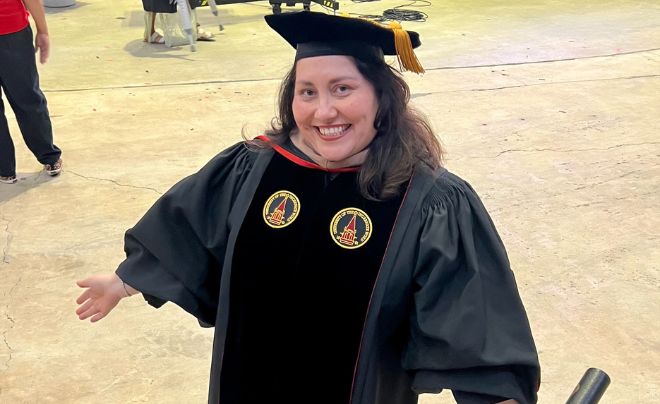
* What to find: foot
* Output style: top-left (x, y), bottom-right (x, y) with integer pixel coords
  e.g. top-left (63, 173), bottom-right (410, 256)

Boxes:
top-left (0, 175), bottom-right (17, 184)
top-left (44, 158), bottom-right (63, 176)
top-left (196, 28), bottom-right (215, 42)
top-left (147, 32), bottom-right (165, 44)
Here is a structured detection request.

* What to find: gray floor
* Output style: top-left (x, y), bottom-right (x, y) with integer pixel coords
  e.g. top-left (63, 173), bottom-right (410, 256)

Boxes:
top-left (0, 0), bottom-right (658, 402)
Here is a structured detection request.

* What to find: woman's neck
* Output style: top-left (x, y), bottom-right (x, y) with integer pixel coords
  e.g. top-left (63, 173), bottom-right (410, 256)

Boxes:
top-left (289, 131), bottom-right (369, 169)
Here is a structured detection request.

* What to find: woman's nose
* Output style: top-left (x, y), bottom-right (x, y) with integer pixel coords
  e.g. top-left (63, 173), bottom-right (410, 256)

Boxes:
top-left (314, 95), bottom-right (338, 121)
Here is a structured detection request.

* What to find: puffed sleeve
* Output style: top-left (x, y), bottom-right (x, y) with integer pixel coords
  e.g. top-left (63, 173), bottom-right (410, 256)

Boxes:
top-left (402, 173), bottom-right (540, 403)
top-left (115, 142), bottom-right (257, 325)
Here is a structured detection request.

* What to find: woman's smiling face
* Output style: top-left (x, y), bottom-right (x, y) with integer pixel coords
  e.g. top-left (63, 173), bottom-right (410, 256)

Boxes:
top-left (291, 55), bottom-right (379, 169)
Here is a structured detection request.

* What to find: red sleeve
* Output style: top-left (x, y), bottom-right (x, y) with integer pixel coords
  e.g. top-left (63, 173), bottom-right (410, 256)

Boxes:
top-left (0, 0), bottom-right (30, 35)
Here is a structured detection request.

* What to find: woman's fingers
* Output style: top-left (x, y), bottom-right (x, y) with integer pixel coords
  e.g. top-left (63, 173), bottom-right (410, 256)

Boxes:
top-left (75, 299), bottom-right (94, 316)
top-left (76, 289), bottom-right (91, 305)
top-left (76, 278), bottom-right (91, 288)
top-left (90, 312), bottom-right (107, 323)
top-left (78, 305), bottom-right (99, 321)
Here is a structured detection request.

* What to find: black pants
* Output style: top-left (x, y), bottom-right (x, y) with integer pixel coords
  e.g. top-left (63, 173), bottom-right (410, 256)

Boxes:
top-left (0, 25), bottom-right (61, 177)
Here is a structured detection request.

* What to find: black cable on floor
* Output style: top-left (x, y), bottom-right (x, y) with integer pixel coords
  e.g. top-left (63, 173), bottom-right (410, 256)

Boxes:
top-left (347, 0), bottom-right (430, 22)
top-left (385, 0), bottom-right (430, 22)
top-left (382, 8), bottom-right (427, 22)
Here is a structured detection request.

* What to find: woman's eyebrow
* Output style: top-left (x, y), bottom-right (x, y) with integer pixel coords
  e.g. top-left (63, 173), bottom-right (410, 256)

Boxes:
top-left (329, 76), bottom-right (360, 84)
top-left (295, 76), bottom-right (360, 86)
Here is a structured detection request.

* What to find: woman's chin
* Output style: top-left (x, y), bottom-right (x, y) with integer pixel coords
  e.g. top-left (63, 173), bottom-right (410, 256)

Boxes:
top-left (319, 150), bottom-right (367, 168)
top-left (316, 149), bottom-right (349, 164)
top-left (317, 158), bottom-right (344, 168)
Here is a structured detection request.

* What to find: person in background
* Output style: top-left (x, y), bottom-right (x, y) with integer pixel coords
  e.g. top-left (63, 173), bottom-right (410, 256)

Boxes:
top-left (142, 0), bottom-right (214, 45)
top-left (0, 0), bottom-right (63, 184)
top-left (76, 11), bottom-right (540, 404)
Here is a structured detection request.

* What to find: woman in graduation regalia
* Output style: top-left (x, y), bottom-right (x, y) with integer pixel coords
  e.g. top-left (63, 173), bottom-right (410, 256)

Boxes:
top-left (76, 11), bottom-right (540, 404)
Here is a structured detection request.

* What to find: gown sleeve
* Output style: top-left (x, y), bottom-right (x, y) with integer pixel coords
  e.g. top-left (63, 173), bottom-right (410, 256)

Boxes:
top-left (402, 172), bottom-right (540, 403)
top-left (115, 142), bottom-right (257, 325)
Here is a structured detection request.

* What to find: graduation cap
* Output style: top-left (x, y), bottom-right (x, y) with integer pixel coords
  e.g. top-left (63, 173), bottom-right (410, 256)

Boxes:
top-left (265, 11), bottom-right (424, 74)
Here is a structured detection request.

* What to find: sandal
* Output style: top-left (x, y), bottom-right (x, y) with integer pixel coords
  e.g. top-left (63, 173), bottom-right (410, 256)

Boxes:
top-left (197, 29), bottom-right (215, 42)
top-left (147, 32), bottom-right (165, 44)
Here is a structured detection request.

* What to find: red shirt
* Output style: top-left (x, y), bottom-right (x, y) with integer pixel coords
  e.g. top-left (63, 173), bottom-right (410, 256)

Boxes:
top-left (0, 0), bottom-right (30, 35)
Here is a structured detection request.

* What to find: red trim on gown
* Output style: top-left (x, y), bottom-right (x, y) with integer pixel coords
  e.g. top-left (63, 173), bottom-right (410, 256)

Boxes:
top-left (256, 135), bottom-right (360, 173)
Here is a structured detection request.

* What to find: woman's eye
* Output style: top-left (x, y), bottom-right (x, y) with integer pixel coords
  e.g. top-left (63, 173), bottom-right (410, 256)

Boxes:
top-left (335, 85), bottom-right (350, 94)
top-left (300, 89), bottom-right (315, 97)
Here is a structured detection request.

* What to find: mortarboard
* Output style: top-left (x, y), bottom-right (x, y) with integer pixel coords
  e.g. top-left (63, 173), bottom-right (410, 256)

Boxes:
top-left (265, 11), bottom-right (424, 73)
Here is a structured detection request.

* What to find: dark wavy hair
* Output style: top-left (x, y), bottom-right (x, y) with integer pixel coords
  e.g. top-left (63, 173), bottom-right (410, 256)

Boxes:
top-left (252, 57), bottom-right (443, 200)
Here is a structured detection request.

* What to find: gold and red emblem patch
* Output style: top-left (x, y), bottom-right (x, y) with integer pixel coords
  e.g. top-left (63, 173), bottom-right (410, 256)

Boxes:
top-left (330, 207), bottom-right (373, 249)
top-left (263, 190), bottom-right (300, 228)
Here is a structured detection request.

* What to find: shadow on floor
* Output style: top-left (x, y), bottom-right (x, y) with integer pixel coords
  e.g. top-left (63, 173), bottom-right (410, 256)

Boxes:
top-left (124, 39), bottom-right (196, 60)
top-left (44, 1), bottom-right (90, 14)
top-left (0, 171), bottom-right (59, 204)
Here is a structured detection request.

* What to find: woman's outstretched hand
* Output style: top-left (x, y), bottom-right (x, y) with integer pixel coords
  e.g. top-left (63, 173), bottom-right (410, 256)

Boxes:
top-left (76, 273), bottom-right (131, 322)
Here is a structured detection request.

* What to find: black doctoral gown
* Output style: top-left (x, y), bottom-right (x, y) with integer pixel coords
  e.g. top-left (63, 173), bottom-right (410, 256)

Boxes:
top-left (116, 141), bottom-right (540, 404)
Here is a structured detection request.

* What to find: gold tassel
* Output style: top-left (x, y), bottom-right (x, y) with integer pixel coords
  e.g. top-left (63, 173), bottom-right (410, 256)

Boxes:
top-left (389, 21), bottom-right (425, 74)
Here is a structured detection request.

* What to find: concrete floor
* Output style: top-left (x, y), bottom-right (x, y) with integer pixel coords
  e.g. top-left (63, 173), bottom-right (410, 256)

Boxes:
top-left (1, 0), bottom-right (658, 402)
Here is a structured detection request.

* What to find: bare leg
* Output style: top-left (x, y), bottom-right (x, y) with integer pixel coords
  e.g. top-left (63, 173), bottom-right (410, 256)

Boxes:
top-left (151, 13), bottom-right (156, 36)
top-left (144, 12), bottom-right (164, 44)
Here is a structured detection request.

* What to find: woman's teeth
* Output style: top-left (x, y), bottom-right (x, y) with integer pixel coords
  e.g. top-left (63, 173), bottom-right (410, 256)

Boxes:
top-left (318, 125), bottom-right (350, 136)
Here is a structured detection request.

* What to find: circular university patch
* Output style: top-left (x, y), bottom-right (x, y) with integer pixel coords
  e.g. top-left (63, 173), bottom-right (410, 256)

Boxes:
top-left (330, 207), bottom-right (373, 249)
top-left (263, 190), bottom-right (301, 228)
